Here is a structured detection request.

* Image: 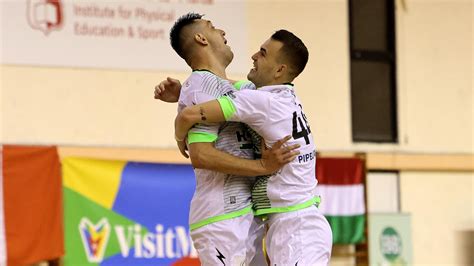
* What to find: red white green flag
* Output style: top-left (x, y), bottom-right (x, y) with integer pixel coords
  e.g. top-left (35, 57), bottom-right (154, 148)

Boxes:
top-left (316, 158), bottom-right (366, 244)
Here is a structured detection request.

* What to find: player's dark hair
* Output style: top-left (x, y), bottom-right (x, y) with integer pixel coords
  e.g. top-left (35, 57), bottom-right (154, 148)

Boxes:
top-left (271, 30), bottom-right (309, 78)
top-left (170, 13), bottom-right (204, 60)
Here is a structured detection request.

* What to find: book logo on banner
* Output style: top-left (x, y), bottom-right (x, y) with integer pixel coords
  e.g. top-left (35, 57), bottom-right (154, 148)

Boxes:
top-left (27, 0), bottom-right (64, 35)
top-left (79, 217), bottom-right (111, 263)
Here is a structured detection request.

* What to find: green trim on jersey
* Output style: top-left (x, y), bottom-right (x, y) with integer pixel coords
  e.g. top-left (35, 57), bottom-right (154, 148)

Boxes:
top-left (217, 96), bottom-right (236, 121)
top-left (187, 131), bottom-right (218, 144)
top-left (254, 196), bottom-right (321, 216)
top-left (189, 205), bottom-right (253, 231)
top-left (233, 80), bottom-right (250, 90)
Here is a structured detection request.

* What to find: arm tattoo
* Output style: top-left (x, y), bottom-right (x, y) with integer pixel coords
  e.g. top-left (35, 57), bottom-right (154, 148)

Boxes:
top-left (200, 107), bottom-right (207, 121)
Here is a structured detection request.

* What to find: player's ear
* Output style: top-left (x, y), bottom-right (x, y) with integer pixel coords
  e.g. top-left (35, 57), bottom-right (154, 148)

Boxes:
top-left (194, 33), bottom-right (208, 46)
top-left (275, 64), bottom-right (287, 79)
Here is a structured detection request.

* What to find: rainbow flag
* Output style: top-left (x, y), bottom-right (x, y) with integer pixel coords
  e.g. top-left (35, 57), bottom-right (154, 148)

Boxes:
top-left (63, 157), bottom-right (199, 265)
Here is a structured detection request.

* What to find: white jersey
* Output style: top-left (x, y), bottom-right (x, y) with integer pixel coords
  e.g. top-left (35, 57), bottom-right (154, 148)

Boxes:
top-left (178, 70), bottom-right (255, 230)
top-left (218, 83), bottom-right (318, 216)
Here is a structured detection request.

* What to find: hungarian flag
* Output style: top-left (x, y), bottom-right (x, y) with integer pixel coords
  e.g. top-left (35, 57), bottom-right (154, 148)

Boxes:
top-left (316, 158), bottom-right (366, 244)
top-left (0, 145), bottom-right (64, 265)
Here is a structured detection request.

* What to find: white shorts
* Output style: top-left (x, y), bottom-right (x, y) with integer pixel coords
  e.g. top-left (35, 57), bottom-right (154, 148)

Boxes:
top-left (266, 205), bottom-right (333, 266)
top-left (190, 212), bottom-right (254, 266)
top-left (245, 216), bottom-right (267, 266)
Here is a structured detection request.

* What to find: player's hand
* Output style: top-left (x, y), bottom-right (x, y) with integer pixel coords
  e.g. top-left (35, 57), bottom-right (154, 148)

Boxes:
top-left (260, 135), bottom-right (300, 173)
top-left (154, 77), bottom-right (181, 103)
top-left (177, 140), bottom-right (189, 158)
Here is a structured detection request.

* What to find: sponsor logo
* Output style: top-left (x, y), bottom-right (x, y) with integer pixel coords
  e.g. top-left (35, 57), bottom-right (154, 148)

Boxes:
top-left (79, 217), bottom-right (197, 262)
top-left (79, 217), bottom-right (111, 263)
top-left (215, 248), bottom-right (226, 265)
top-left (27, 0), bottom-right (63, 35)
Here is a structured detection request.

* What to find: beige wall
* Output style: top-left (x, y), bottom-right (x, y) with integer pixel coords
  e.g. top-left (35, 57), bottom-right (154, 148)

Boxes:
top-left (397, 0), bottom-right (473, 153)
top-left (0, 66), bottom-right (187, 147)
top-left (400, 171), bottom-right (474, 265)
top-left (1, 0), bottom-right (473, 265)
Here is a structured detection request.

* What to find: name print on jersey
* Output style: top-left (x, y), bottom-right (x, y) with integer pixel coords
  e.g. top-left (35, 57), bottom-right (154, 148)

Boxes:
top-left (298, 150), bottom-right (316, 163)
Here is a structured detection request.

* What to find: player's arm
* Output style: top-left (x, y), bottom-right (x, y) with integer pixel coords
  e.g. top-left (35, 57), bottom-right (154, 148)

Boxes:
top-left (187, 136), bottom-right (297, 176)
top-left (174, 100), bottom-right (225, 142)
top-left (175, 100), bottom-right (299, 176)
top-left (154, 78), bottom-right (251, 103)
top-left (175, 88), bottom-right (266, 142)
top-left (154, 77), bottom-right (181, 103)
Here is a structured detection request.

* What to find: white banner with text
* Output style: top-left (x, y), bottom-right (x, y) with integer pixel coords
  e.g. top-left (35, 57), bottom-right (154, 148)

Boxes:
top-left (0, 0), bottom-right (248, 74)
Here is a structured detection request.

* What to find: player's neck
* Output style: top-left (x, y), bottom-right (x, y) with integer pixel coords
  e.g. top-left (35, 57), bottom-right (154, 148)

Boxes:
top-left (194, 65), bottom-right (226, 79)
top-left (190, 53), bottom-right (228, 79)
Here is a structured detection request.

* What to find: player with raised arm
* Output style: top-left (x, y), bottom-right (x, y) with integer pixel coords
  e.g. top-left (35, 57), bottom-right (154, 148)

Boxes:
top-left (174, 30), bottom-right (333, 265)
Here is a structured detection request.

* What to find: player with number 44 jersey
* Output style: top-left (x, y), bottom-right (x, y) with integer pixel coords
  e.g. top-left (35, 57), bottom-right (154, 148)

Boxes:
top-left (218, 82), bottom-right (319, 216)
top-left (176, 80), bottom-right (333, 265)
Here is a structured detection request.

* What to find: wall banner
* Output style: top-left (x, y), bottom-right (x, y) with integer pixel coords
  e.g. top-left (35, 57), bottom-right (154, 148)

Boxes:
top-left (0, 0), bottom-right (248, 74)
top-left (62, 157), bottom-right (198, 265)
top-left (369, 213), bottom-right (413, 266)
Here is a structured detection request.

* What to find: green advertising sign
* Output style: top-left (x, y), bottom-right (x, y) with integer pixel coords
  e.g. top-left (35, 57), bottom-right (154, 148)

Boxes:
top-left (369, 213), bottom-right (413, 265)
